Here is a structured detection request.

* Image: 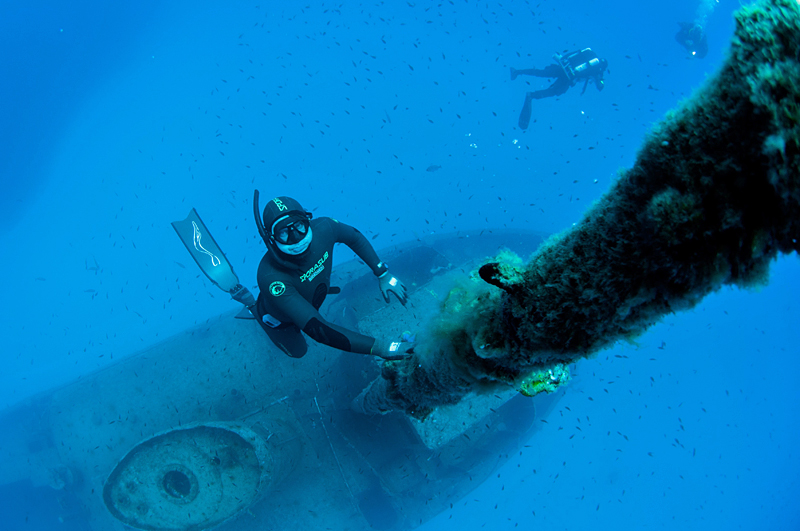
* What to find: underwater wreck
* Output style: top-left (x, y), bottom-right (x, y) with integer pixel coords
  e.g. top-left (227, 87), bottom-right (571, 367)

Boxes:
top-left (0, 228), bottom-right (560, 531)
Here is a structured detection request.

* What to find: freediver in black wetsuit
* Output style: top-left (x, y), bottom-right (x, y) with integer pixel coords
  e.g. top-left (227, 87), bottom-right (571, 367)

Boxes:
top-left (510, 48), bottom-right (609, 130)
top-left (252, 194), bottom-right (414, 360)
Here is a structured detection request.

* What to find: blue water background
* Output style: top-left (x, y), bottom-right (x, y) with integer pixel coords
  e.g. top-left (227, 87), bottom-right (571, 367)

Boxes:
top-left (0, 0), bottom-right (798, 529)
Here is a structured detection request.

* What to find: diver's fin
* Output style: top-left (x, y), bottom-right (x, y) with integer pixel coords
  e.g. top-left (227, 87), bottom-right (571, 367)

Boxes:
top-left (172, 209), bottom-right (259, 315)
top-left (235, 307), bottom-right (256, 320)
top-left (230, 283), bottom-right (256, 308)
top-left (172, 209), bottom-right (241, 292)
top-left (518, 94), bottom-right (533, 130)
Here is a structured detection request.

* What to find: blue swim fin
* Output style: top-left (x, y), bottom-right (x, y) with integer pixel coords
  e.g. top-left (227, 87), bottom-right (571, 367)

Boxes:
top-left (172, 209), bottom-right (256, 317)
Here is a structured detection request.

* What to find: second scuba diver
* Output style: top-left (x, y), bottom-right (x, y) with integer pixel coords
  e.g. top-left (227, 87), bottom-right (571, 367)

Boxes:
top-left (510, 48), bottom-right (608, 130)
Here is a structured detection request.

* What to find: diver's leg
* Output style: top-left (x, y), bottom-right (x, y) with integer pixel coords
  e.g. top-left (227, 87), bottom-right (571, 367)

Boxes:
top-left (519, 76), bottom-right (571, 129)
top-left (518, 92), bottom-right (534, 130)
top-left (258, 320), bottom-right (308, 358)
top-left (513, 68), bottom-right (541, 79)
top-left (513, 64), bottom-right (563, 79)
top-left (530, 77), bottom-right (571, 99)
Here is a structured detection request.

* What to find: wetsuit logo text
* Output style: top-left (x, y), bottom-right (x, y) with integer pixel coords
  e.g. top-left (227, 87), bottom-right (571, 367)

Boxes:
top-left (272, 198), bottom-right (288, 212)
top-left (300, 251), bottom-right (329, 283)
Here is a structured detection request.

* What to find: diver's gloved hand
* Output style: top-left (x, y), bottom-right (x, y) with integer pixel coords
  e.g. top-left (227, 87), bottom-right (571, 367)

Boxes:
top-left (371, 338), bottom-right (415, 361)
top-left (378, 270), bottom-right (408, 306)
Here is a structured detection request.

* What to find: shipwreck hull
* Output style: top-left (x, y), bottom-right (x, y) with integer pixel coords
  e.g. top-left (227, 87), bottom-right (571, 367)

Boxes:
top-left (0, 229), bottom-right (565, 531)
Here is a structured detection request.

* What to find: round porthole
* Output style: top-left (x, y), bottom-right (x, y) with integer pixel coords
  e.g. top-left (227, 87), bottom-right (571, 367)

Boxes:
top-left (159, 466), bottom-right (198, 503)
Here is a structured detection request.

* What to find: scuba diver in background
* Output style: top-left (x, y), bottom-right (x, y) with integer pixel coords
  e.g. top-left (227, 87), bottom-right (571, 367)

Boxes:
top-left (675, 22), bottom-right (708, 58)
top-left (510, 48), bottom-right (608, 130)
top-left (252, 194), bottom-right (414, 360)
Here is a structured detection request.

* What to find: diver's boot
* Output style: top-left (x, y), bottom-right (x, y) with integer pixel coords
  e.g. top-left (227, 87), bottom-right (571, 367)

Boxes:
top-left (510, 66), bottom-right (518, 81)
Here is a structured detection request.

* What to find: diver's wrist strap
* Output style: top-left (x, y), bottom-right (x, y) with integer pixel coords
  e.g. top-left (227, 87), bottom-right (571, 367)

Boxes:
top-left (376, 262), bottom-right (389, 277)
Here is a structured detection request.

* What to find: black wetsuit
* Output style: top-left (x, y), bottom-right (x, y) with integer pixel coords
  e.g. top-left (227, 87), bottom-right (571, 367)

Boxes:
top-left (515, 64), bottom-right (571, 100)
top-left (255, 217), bottom-right (384, 358)
top-left (514, 48), bottom-right (606, 129)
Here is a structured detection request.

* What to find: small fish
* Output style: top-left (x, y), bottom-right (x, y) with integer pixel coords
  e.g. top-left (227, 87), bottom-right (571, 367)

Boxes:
top-left (426, 165), bottom-right (442, 172)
